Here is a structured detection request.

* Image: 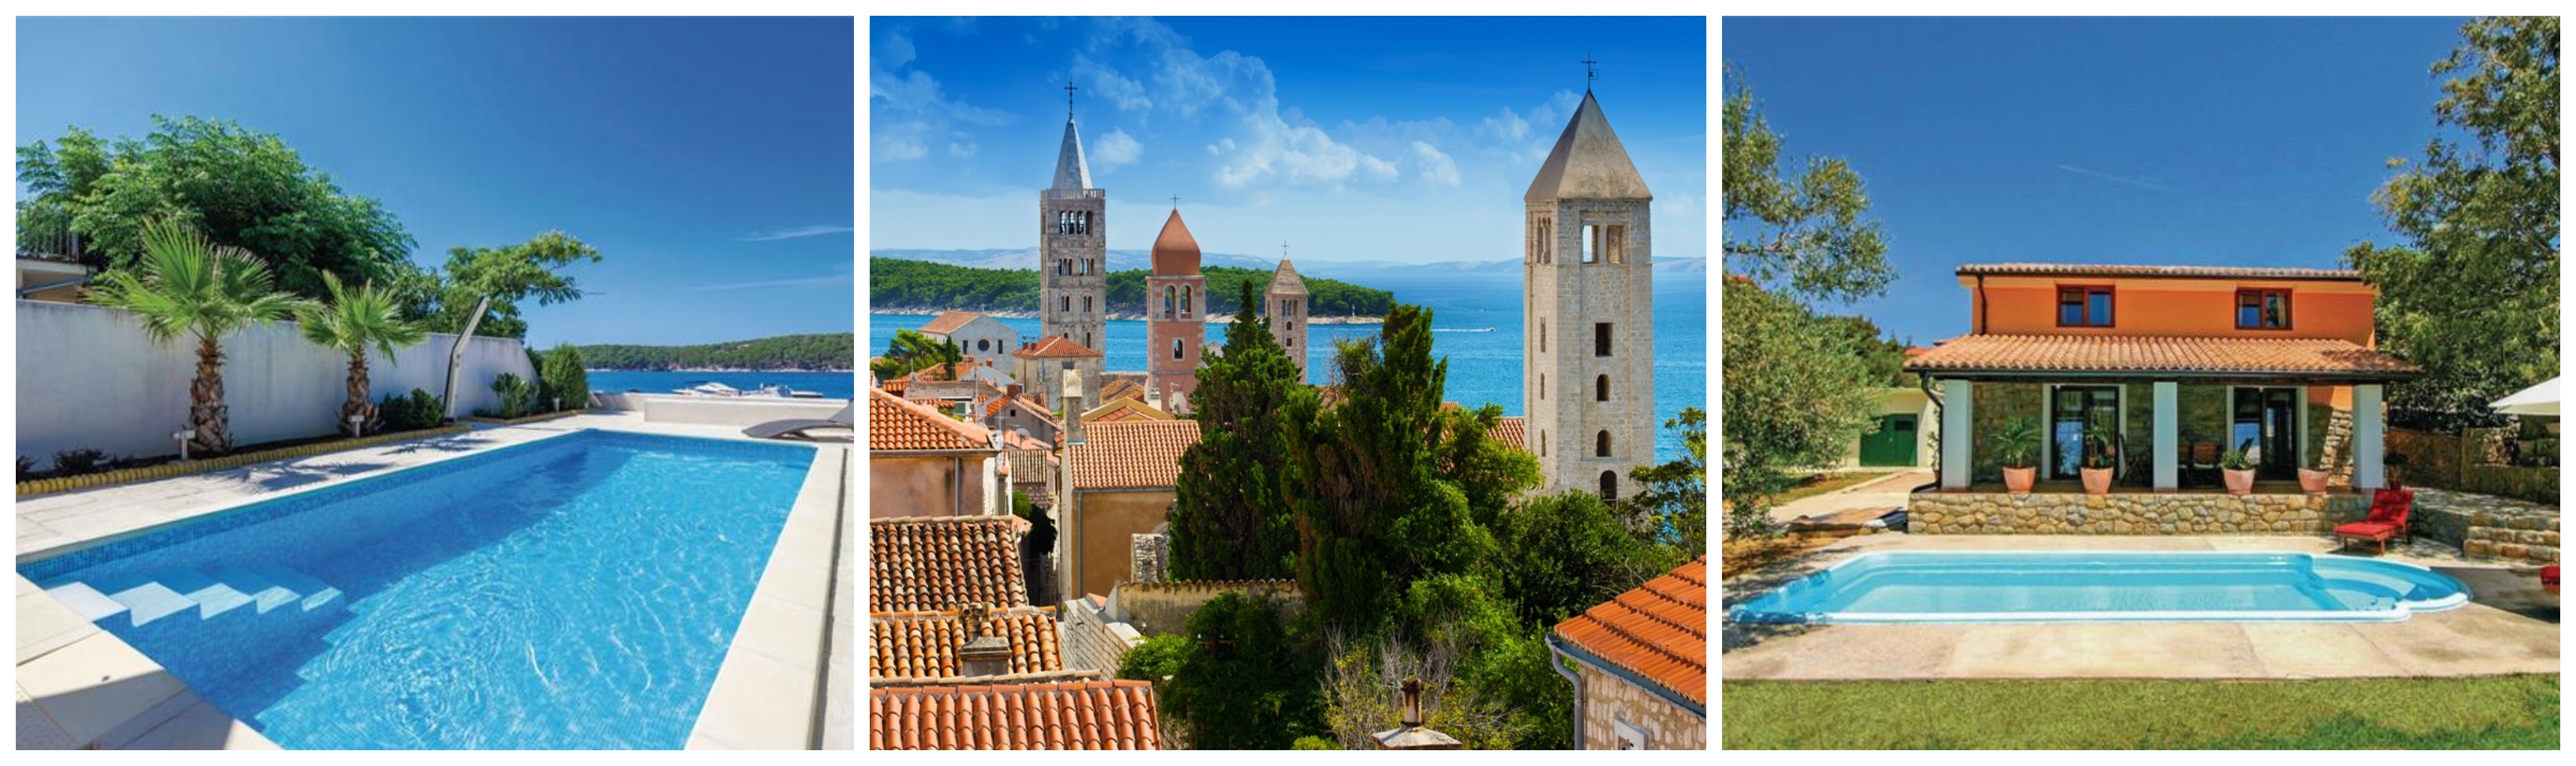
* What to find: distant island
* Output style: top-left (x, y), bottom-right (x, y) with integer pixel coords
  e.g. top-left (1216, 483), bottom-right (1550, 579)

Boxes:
top-left (575, 332), bottom-right (855, 372)
top-left (871, 257), bottom-right (1395, 320)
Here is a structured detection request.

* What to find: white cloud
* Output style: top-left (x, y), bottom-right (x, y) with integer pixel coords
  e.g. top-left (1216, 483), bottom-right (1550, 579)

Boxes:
top-left (740, 224), bottom-right (854, 242)
top-left (948, 142), bottom-right (977, 159)
top-left (1073, 54), bottom-right (1152, 112)
top-left (877, 138), bottom-right (927, 162)
top-left (876, 26), bottom-right (916, 69)
top-left (1092, 129), bottom-right (1143, 171)
top-left (1069, 18), bottom-right (1397, 192)
top-left (1411, 141), bottom-right (1460, 186)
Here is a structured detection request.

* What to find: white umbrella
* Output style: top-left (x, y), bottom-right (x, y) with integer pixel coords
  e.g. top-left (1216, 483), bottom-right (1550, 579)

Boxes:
top-left (2491, 375), bottom-right (2561, 417)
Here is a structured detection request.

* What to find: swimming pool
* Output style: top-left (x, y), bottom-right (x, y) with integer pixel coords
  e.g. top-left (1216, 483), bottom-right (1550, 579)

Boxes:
top-left (1728, 550), bottom-right (2472, 624)
top-left (20, 430), bottom-right (818, 749)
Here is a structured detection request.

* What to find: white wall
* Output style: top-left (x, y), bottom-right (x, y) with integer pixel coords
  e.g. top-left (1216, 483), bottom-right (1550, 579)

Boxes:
top-left (624, 394), bottom-right (850, 427)
top-left (15, 300), bottom-right (535, 468)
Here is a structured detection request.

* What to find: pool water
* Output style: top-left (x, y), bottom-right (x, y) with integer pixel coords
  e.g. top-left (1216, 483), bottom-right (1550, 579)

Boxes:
top-left (1729, 550), bottom-right (2472, 624)
top-left (20, 430), bottom-right (816, 749)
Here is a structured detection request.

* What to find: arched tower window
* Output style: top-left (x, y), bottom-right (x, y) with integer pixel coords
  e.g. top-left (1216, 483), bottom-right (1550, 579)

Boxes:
top-left (1540, 431), bottom-right (1548, 456)
top-left (1172, 339), bottom-right (1185, 359)
top-left (1596, 375), bottom-right (1610, 402)
top-left (1599, 471), bottom-right (1618, 501)
top-left (1539, 320), bottom-right (1547, 354)
top-left (1061, 296), bottom-right (1071, 312)
top-left (1595, 323), bottom-right (1613, 357)
top-left (1539, 374), bottom-right (1545, 400)
top-left (1596, 430), bottom-right (1611, 457)
top-left (1162, 286), bottom-right (1177, 318)
top-left (1181, 286), bottom-right (1193, 318)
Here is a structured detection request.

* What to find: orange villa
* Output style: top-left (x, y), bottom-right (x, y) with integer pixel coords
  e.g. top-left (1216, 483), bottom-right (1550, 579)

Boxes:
top-left (1902, 264), bottom-right (2423, 532)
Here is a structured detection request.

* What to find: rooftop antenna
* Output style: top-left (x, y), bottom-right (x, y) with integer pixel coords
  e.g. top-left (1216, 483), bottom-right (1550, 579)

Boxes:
top-left (1583, 54), bottom-right (1598, 93)
top-left (1063, 81), bottom-right (1078, 117)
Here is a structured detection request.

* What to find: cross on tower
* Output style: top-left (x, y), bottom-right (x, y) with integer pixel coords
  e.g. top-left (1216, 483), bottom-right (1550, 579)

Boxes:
top-left (1583, 54), bottom-right (1598, 92)
top-left (1282, 241), bottom-right (1290, 258)
top-left (1170, 194), bottom-right (1181, 210)
top-left (1064, 81), bottom-right (1079, 115)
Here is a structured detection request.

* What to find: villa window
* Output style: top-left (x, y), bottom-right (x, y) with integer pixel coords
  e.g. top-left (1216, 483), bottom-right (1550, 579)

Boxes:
top-left (2057, 285), bottom-right (2114, 327)
top-left (1595, 323), bottom-right (1612, 356)
top-left (2050, 385), bottom-right (2121, 480)
top-left (2237, 288), bottom-right (2291, 329)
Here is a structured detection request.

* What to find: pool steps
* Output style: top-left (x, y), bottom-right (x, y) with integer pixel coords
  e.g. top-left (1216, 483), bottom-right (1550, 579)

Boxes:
top-left (43, 565), bottom-right (344, 627)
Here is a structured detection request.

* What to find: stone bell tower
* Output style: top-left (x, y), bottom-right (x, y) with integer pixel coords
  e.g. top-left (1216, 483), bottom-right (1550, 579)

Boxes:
top-left (1264, 254), bottom-right (1310, 381)
top-left (1040, 84), bottom-right (1107, 352)
top-left (1523, 90), bottom-right (1653, 500)
top-left (1144, 209), bottom-right (1206, 415)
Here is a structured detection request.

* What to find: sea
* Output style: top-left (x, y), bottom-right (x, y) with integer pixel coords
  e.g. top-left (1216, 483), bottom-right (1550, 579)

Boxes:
top-left (870, 273), bottom-right (1709, 461)
top-left (587, 370), bottom-right (859, 400)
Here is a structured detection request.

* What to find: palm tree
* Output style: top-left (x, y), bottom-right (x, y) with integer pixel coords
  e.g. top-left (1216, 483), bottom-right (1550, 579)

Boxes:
top-left (87, 219), bottom-right (309, 455)
top-left (298, 271), bottom-right (429, 434)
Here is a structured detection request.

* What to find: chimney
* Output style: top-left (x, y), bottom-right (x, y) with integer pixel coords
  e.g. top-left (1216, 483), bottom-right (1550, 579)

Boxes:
top-left (1060, 370), bottom-right (1087, 444)
top-left (1007, 383), bottom-right (1023, 397)
top-left (1371, 676), bottom-right (1462, 750)
top-left (954, 603), bottom-right (1014, 678)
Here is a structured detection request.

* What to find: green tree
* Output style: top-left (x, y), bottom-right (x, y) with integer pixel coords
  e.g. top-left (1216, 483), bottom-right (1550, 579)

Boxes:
top-left (1122, 592), bottom-right (1327, 749)
top-left (2346, 17), bottom-right (2559, 430)
top-left (577, 332), bottom-right (856, 371)
top-left (295, 272), bottom-right (429, 434)
top-left (541, 344), bottom-right (591, 411)
top-left (1170, 281), bottom-right (1314, 580)
top-left (1722, 66), bottom-right (1893, 304)
top-left (1485, 490), bottom-right (1673, 627)
top-left (1623, 407), bottom-right (1709, 558)
top-left (868, 329), bottom-right (960, 382)
top-left (88, 219), bottom-right (311, 454)
top-left (17, 116), bottom-right (414, 299)
top-left (1722, 280), bottom-right (1878, 539)
top-left (420, 231), bottom-right (603, 339)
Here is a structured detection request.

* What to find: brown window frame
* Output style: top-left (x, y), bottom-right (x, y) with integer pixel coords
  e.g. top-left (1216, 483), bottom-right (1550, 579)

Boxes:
top-left (2056, 284), bottom-right (2115, 328)
top-left (2236, 288), bottom-right (2293, 330)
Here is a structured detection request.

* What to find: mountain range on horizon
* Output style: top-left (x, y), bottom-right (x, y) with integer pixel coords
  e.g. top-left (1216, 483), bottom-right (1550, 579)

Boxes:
top-left (869, 248), bottom-right (1709, 282)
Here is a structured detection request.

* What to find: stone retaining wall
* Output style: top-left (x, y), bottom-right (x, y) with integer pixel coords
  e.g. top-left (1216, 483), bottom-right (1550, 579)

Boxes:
top-left (2412, 487), bottom-right (2561, 564)
top-left (1910, 491), bottom-right (2371, 535)
top-left (1060, 598), bottom-right (1144, 679)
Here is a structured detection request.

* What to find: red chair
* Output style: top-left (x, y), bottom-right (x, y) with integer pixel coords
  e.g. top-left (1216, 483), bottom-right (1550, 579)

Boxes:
top-left (2542, 565), bottom-right (2560, 595)
top-left (2333, 486), bottom-right (2414, 555)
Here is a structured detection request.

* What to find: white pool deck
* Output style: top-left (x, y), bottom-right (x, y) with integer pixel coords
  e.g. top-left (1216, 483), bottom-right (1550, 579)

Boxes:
top-left (14, 412), bottom-right (852, 749)
top-left (1722, 534), bottom-right (2561, 682)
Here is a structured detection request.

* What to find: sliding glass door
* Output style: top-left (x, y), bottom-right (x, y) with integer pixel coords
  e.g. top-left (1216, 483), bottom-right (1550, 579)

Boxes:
top-left (2231, 387), bottom-right (2299, 480)
top-left (2050, 385), bottom-right (2121, 480)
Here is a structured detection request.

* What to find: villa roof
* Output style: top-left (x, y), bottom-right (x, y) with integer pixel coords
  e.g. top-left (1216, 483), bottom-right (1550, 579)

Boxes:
top-left (1491, 416), bottom-right (1527, 452)
top-left (869, 516), bottom-right (1029, 613)
top-left (869, 389), bottom-right (994, 452)
top-left (1524, 91), bottom-right (1652, 202)
top-left (868, 606), bottom-right (1063, 682)
top-left (1150, 210), bottom-right (1201, 276)
top-left (919, 310), bottom-right (986, 336)
top-left (868, 680), bottom-right (1160, 749)
top-left (1955, 263), bottom-right (2364, 281)
top-left (1015, 336), bottom-right (1104, 359)
top-left (1265, 258), bottom-right (1309, 296)
top-left (1069, 420), bottom-right (1200, 490)
top-left (1553, 556), bottom-right (1706, 706)
top-left (1080, 396), bottom-right (1173, 424)
top-left (1904, 334), bottom-right (2424, 380)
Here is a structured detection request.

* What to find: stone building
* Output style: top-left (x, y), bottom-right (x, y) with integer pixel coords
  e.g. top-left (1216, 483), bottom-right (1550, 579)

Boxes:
top-left (1040, 102), bottom-right (1107, 352)
top-left (1550, 556), bottom-right (1705, 749)
top-left (1264, 257), bottom-right (1310, 379)
top-left (918, 310), bottom-right (1019, 359)
top-left (1060, 419), bottom-right (1201, 599)
top-left (867, 389), bottom-right (1004, 517)
top-left (1010, 336), bottom-right (1103, 411)
top-left (1144, 210), bottom-right (1207, 415)
top-left (1523, 91), bottom-right (1655, 501)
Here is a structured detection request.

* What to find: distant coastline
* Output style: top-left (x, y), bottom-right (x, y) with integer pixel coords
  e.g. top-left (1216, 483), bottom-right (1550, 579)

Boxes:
top-left (874, 306), bottom-right (1384, 325)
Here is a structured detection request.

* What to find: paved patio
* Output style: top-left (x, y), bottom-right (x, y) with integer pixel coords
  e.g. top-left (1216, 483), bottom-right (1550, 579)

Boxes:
top-left (1721, 533), bottom-right (2560, 681)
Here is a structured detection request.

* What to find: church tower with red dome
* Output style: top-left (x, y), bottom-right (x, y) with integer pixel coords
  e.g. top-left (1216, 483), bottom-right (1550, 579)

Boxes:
top-left (1144, 209), bottom-right (1207, 414)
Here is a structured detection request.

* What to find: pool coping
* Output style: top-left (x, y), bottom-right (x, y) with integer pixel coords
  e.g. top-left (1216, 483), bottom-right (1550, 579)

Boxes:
top-left (14, 422), bottom-right (849, 749)
top-left (1728, 550), bottom-right (2476, 625)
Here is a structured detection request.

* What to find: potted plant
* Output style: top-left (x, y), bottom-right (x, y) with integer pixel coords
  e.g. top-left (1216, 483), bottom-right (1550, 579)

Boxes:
top-left (2220, 445), bottom-right (2256, 495)
top-left (2297, 453), bottom-right (2332, 495)
top-left (2079, 422), bottom-right (2117, 495)
top-left (1991, 415), bottom-right (2040, 495)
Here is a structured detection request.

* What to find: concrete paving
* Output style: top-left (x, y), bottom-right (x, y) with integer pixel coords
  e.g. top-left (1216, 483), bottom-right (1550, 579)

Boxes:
top-left (1768, 469), bottom-right (1932, 526)
top-left (1721, 533), bottom-right (2560, 681)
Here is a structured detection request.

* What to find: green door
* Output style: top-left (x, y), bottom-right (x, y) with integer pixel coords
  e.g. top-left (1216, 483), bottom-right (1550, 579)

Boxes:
top-left (1859, 414), bottom-right (1919, 467)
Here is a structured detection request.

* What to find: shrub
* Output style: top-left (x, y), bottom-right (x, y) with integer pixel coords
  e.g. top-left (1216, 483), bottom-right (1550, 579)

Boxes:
top-left (53, 448), bottom-right (116, 476)
top-left (490, 373), bottom-right (540, 419)
top-left (378, 389), bottom-right (447, 431)
top-left (17, 455), bottom-right (36, 482)
top-left (541, 344), bottom-right (590, 411)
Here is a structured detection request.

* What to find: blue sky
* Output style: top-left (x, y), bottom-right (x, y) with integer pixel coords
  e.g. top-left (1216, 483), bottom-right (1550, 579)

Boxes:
top-left (15, 17), bottom-right (854, 347)
top-left (1723, 17), bottom-right (2468, 342)
top-left (869, 17), bottom-right (1708, 263)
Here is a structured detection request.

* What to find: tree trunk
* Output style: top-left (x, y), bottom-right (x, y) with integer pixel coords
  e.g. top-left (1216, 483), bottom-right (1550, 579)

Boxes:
top-left (343, 352), bottom-right (376, 435)
top-left (192, 336), bottom-right (232, 455)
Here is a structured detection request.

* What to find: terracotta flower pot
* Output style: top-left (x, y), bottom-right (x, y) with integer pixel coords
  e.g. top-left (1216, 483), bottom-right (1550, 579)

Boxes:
top-left (2080, 467), bottom-right (2114, 495)
top-left (2297, 467), bottom-right (2331, 495)
top-left (2223, 468), bottom-right (2256, 495)
top-left (2002, 466), bottom-right (2036, 495)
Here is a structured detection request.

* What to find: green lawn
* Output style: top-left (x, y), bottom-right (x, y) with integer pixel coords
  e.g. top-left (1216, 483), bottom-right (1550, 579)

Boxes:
top-left (1724, 675), bottom-right (2560, 749)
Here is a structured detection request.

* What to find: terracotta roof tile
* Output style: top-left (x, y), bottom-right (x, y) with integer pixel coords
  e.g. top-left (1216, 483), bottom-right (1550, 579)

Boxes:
top-left (1902, 334), bottom-right (2422, 377)
top-left (919, 310), bottom-right (985, 336)
top-left (1554, 556), bottom-right (1705, 705)
top-left (870, 389), bottom-right (994, 451)
top-left (870, 516), bottom-right (1029, 613)
top-left (1150, 210), bottom-right (1200, 276)
top-left (1014, 336), bottom-right (1104, 359)
top-left (1492, 416), bottom-right (1526, 452)
top-left (1099, 379), bottom-right (1147, 403)
top-left (1069, 420), bottom-right (1200, 490)
top-left (868, 680), bottom-right (1161, 749)
top-left (986, 391), bottom-right (1051, 420)
top-left (869, 606), bottom-right (1064, 682)
top-left (1956, 263), bottom-right (2362, 281)
top-left (1079, 396), bottom-right (1174, 424)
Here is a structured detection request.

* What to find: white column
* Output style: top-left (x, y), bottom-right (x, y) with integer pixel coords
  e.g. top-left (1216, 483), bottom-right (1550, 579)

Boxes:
top-left (2152, 381), bottom-right (2179, 490)
top-left (2353, 384), bottom-right (2386, 490)
top-left (1941, 379), bottom-right (1974, 490)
